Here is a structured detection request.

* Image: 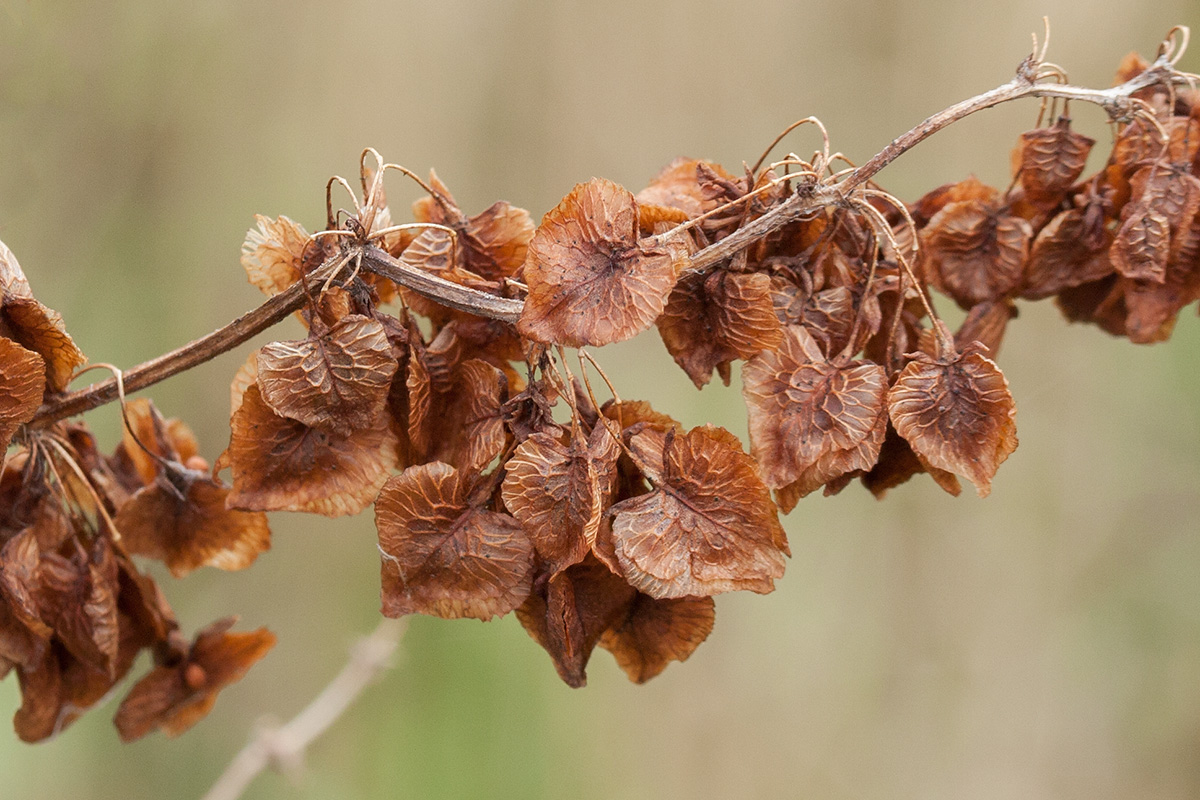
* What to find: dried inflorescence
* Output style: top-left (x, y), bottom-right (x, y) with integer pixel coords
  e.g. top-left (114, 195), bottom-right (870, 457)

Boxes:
top-left (3, 30), bottom-right (1199, 744)
top-left (0, 249), bottom-right (275, 743)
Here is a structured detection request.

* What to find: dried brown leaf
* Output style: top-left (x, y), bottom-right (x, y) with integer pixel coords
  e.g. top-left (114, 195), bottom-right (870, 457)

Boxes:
top-left (0, 239), bottom-right (87, 392)
top-left (0, 338), bottom-right (45, 453)
top-left (502, 424), bottom-right (620, 575)
top-left (954, 299), bottom-right (1017, 357)
top-left (860, 422), bottom-right (962, 498)
top-left (921, 192), bottom-right (1031, 308)
top-left (14, 624), bottom-right (145, 743)
top-left (1014, 117), bottom-right (1095, 204)
top-left (1021, 206), bottom-right (1114, 300)
top-left (516, 556), bottom-right (636, 687)
top-left (1112, 205), bottom-right (1171, 282)
top-left (115, 466), bottom-right (271, 578)
top-left (657, 271), bottom-right (783, 388)
top-left (0, 530), bottom-right (52, 667)
top-left (743, 326), bottom-right (887, 493)
top-left (35, 538), bottom-right (119, 676)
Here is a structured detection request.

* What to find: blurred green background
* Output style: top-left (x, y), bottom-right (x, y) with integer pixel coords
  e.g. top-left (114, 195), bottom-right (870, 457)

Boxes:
top-left (3, 1), bottom-right (1200, 798)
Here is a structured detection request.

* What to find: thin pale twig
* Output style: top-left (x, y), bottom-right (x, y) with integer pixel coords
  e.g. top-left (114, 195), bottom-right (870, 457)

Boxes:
top-left (200, 617), bottom-right (408, 800)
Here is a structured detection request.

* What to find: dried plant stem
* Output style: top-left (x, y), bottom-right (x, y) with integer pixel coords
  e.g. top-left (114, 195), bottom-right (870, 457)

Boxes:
top-left (358, 245), bottom-right (524, 322)
top-left (25, 48), bottom-right (1192, 429)
top-left (681, 53), bottom-right (1190, 274)
top-left (28, 257), bottom-right (345, 428)
top-left (201, 617), bottom-right (408, 800)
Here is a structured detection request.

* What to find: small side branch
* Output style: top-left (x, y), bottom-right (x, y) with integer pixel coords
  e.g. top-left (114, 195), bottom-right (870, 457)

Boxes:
top-left (28, 257), bottom-right (345, 428)
top-left (201, 617), bottom-right (408, 800)
top-left (358, 245), bottom-right (525, 323)
top-left (683, 53), bottom-right (1190, 274)
top-left (23, 38), bottom-right (1193, 428)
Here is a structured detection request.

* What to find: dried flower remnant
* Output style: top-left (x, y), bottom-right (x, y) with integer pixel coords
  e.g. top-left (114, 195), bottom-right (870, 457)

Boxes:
top-left (240, 215), bottom-right (314, 298)
top-left (405, 354), bottom-right (511, 472)
top-left (35, 538), bottom-right (121, 677)
top-left (411, 170), bottom-right (535, 282)
top-left (0, 530), bottom-right (52, 667)
top-left (256, 314), bottom-right (397, 436)
top-left (5, 27), bottom-right (1200, 751)
top-left (1112, 164), bottom-right (1200, 283)
top-left (953, 299), bottom-right (1018, 357)
top-left (376, 462), bottom-right (534, 621)
top-left (1013, 116), bottom-right (1095, 205)
top-left (516, 556), bottom-right (636, 687)
top-left (14, 631), bottom-right (145, 743)
top-left (115, 465), bottom-right (270, 578)
top-left (0, 239), bottom-right (86, 392)
top-left (887, 326), bottom-right (1018, 497)
top-left (501, 424), bottom-right (620, 575)
top-left (114, 618), bottom-right (276, 741)
top-left (635, 158), bottom-right (738, 219)
top-left (0, 338), bottom-right (45, 453)
top-left (742, 326), bottom-right (887, 500)
top-left (1020, 203), bottom-right (1114, 300)
top-left (860, 423), bottom-right (963, 499)
top-left (519, 178), bottom-right (681, 347)
top-left (599, 593), bottom-right (715, 684)
top-left (919, 182), bottom-right (1032, 308)
top-left (609, 425), bottom-right (788, 599)
top-left (225, 385), bottom-right (398, 517)
top-left (110, 398), bottom-right (201, 489)
top-left (657, 270), bottom-right (783, 388)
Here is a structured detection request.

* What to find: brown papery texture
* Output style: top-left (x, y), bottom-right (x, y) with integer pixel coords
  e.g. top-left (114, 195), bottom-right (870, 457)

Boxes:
top-left (516, 556), bottom-right (636, 687)
top-left (1020, 205), bottom-right (1114, 300)
top-left (518, 178), bottom-right (679, 347)
top-left (501, 425), bottom-right (620, 575)
top-left (0, 240), bottom-right (87, 393)
top-left (635, 157), bottom-right (737, 218)
top-left (115, 618), bottom-right (276, 741)
top-left (609, 425), bottom-right (788, 599)
top-left (225, 384), bottom-right (397, 517)
top-left (114, 468), bottom-right (271, 578)
top-left (599, 593), bottom-right (715, 684)
top-left (742, 326), bottom-right (887, 497)
top-left (1013, 117), bottom-right (1094, 205)
top-left (256, 314), bottom-right (397, 436)
top-left (376, 462), bottom-right (534, 621)
top-left (240, 215), bottom-right (312, 297)
top-left (920, 185), bottom-right (1031, 309)
top-left (887, 336), bottom-right (1018, 497)
top-left (410, 172), bottom-right (535, 282)
top-left (0, 338), bottom-right (45, 453)
top-left (657, 270), bottom-right (783, 389)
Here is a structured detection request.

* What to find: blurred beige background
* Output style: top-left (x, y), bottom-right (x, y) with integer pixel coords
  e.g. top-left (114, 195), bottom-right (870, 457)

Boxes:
top-left (2, 1), bottom-right (1199, 798)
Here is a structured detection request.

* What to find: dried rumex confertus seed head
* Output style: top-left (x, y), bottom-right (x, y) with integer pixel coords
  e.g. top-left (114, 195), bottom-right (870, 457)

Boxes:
top-left (608, 425), bottom-right (789, 599)
top-left (518, 178), bottom-right (682, 347)
top-left (375, 462), bottom-right (535, 621)
top-left (887, 326), bottom-right (1018, 497)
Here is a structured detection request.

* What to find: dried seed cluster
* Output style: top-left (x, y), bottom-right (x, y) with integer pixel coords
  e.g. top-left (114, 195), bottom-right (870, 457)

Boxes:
top-left (1, 240), bottom-right (273, 742)
top-left (1, 40), bottom-right (1197, 743)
